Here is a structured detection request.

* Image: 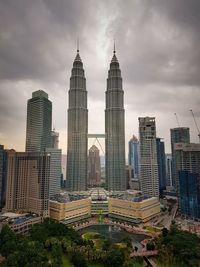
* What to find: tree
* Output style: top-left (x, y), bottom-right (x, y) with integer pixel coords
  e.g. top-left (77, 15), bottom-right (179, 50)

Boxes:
top-left (106, 248), bottom-right (125, 267)
top-left (71, 252), bottom-right (88, 267)
top-left (146, 241), bottom-right (155, 250)
top-left (161, 227), bottom-right (169, 237)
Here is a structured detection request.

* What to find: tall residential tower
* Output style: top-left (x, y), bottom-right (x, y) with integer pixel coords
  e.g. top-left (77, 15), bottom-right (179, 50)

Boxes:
top-left (139, 117), bottom-right (159, 197)
top-left (67, 49), bottom-right (88, 191)
top-left (105, 48), bottom-right (126, 191)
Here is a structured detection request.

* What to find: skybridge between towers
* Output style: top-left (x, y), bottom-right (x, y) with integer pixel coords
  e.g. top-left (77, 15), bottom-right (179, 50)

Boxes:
top-left (88, 134), bottom-right (105, 138)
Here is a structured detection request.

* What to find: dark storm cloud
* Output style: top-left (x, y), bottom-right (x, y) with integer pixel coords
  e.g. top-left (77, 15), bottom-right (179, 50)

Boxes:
top-left (108, 0), bottom-right (200, 87)
top-left (0, 0), bottom-right (200, 152)
top-left (0, 0), bottom-right (93, 81)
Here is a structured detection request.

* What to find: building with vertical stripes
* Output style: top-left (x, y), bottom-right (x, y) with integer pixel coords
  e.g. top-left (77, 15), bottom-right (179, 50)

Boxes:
top-left (105, 48), bottom-right (126, 191)
top-left (5, 150), bottom-right (50, 217)
top-left (139, 117), bottom-right (159, 197)
top-left (66, 49), bottom-right (88, 191)
top-left (26, 90), bottom-right (52, 152)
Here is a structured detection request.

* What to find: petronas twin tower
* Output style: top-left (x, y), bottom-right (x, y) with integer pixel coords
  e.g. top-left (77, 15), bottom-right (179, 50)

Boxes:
top-left (67, 47), bottom-right (126, 192)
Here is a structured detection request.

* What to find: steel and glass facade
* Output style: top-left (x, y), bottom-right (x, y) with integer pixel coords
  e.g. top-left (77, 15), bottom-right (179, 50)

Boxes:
top-left (26, 90), bottom-right (52, 152)
top-left (66, 51), bottom-right (88, 191)
top-left (170, 127), bottom-right (190, 189)
top-left (105, 51), bottom-right (126, 191)
top-left (128, 135), bottom-right (140, 178)
top-left (175, 143), bottom-right (200, 219)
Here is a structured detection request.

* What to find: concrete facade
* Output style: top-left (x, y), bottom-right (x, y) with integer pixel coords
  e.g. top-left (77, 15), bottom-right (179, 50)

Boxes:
top-left (49, 197), bottom-right (91, 222)
top-left (108, 197), bottom-right (160, 223)
top-left (139, 117), bottom-right (159, 197)
top-left (49, 194), bottom-right (160, 224)
top-left (5, 150), bottom-right (50, 217)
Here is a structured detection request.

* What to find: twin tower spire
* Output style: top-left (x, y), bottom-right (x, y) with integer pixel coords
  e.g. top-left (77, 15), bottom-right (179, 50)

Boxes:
top-left (66, 46), bottom-right (126, 192)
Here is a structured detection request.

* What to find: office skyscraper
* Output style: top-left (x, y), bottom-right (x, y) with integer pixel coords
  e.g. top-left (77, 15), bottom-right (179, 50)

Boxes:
top-left (0, 145), bottom-right (4, 207)
top-left (0, 145), bottom-right (7, 207)
top-left (26, 90), bottom-right (52, 152)
top-left (128, 135), bottom-right (140, 178)
top-left (156, 138), bottom-right (167, 191)
top-left (139, 117), bottom-right (159, 197)
top-left (45, 148), bottom-right (62, 197)
top-left (105, 48), bottom-right (126, 191)
top-left (5, 150), bottom-right (50, 217)
top-left (165, 154), bottom-right (172, 187)
top-left (88, 145), bottom-right (101, 187)
top-left (170, 127), bottom-right (190, 189)
top-left (67, 49), bottom-right (88, 191)
top-left (175, 143), bottom-right (200, 219)
top-left (51, 129), bottom-right (59, 149)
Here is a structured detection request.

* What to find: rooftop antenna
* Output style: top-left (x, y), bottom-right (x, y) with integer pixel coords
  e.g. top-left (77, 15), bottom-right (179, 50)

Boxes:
top-left (190, 109), bottom-right (200, 142)
top-left (113, 39), bottom-right (116, 54)
top-left (174, 113), bottom-right (180, 127)
top-left (77, 37), bottom-right (79, 53)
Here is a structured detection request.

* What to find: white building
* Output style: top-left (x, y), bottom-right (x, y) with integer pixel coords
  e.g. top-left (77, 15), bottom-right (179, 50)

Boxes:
top-left (139, 117), bottom-right (159, 198)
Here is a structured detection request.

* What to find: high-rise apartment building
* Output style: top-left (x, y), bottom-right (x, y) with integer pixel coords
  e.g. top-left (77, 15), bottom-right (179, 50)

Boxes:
top-left (26, 90), bottom-right (52, 152)
top-left (5, 150), bottom-right (50, 217)
top-left (170, 127), bottom-right (190, 189)
top-left (165, 154), bottom-right (172, 186)
top-left (128, 135), bottom-right (139, 178)
top-left (139, 117), bottom-right (159, 197)
top-left (88, 145), bottom-right (101, 187)
top-left (105, 49), bottom-right (126, 191)
top-left (66, 49), bottom-right (88, 191)
top-left (156, 138), bottom-right (167, 191)
top-left (175, 143), bottom-right (200, 219)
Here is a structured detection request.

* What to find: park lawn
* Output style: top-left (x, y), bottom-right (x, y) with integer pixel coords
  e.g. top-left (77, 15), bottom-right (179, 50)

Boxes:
top-left (82, 231), bottom-right (102, 240)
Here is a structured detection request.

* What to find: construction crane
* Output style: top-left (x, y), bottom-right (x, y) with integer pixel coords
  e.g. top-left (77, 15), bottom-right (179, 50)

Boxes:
top-left (174, 113), bottom-right (180, 127)
top-left (190, 109), bottom-right (200, 143)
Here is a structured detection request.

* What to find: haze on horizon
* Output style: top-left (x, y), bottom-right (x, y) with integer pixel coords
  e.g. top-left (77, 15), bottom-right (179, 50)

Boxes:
top-left (0, 0), bottom-right (200, 156)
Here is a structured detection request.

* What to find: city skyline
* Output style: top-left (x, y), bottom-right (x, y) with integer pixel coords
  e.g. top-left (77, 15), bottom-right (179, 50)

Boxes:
top-left (0, 0), bottom-right (200, 155)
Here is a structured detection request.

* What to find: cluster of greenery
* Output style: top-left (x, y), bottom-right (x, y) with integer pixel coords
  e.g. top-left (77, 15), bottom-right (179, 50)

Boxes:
top-left (147, 224), bottom-right (200, 267)
top-left (0, 219), bottom-right (142, 267)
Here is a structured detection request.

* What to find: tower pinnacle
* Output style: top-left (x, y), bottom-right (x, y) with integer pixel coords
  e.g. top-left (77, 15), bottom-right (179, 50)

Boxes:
top-left (77, 37), bottom-right (79, 53)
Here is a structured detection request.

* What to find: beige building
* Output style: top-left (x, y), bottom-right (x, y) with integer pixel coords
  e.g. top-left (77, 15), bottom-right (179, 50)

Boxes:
top-left (108, 197), bottom-right (160, 223)
top-left (5, 150), bottom-right (50, 217)
top-left (49, 197), bottom-right (91, 223)
top-left (49, 190), bottom-right (160, 225)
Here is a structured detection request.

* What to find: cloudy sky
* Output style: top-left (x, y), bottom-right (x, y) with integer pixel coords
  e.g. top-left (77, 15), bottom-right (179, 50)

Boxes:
top-left (0, 0), bottom-right (200, 157)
